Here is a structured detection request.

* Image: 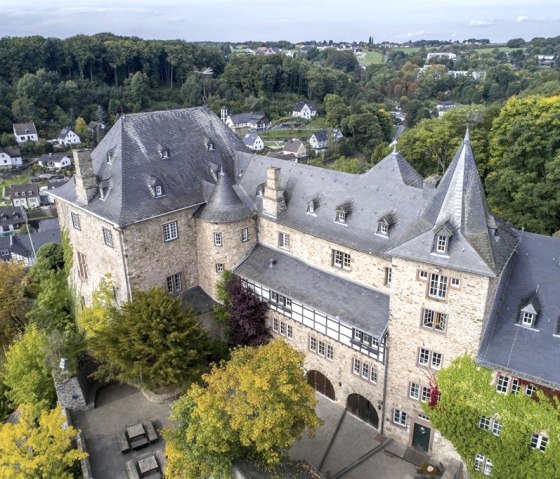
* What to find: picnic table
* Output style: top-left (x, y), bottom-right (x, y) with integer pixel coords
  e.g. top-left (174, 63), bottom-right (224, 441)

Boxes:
top-left (125, 450), bottom-right (166, 479)
top-left (119, 421), bottom-right (159, 453)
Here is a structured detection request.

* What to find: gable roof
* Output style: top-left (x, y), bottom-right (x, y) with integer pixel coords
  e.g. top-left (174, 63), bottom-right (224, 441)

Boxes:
top-left (229, 112), bottom-right (267, 125)
top-left (0, 206), bottom-right (25, 228)
top-left (283, 139), bottom-right (305, 154)
top-left (478, 232), bottom-right (560, 389)
top-left (13, 123), bottom-right (37, 136)
top-left (50, 107), bottom-right (248, 227)
top-left (58, 126), bottom-right (76, 140)
top-left (0, 147), bottom-right (21, 158)
top-left (0, 229), bottom-right (61, 261)
top-left (293, 101), bottom-right (316, 112)
top-left (10, 183), bottom-right (39, 198)
top-left (388, 131), bottom-right (518, 276)
top-left (311, 130), bottom-right (328, 142)
top-left (242, 130), bottom-right (261, 147)
top-left (39, 152), bottom-right (71, 164)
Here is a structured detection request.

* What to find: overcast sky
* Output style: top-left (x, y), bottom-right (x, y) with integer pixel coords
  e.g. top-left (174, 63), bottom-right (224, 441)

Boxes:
top-left (1, 0), bottom-right (559, 43)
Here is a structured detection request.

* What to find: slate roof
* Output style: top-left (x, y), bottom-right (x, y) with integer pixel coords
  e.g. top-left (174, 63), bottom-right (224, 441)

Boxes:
top-left (38, 152), bottom-right (71, 165)
top-left (13, 122), bottom-right (37, 136)
top-left (478, 231), bottom-right (560, 389)
top-left (235, 244), bottom-right (390, 337)
top-left (195, 170), bottom-right (252, 223)
top-left (0, 147), bottom-right (21, 157)
top-left (239, 150), bottom-right (429, 256)
top-left (10, 183), bottom-right (39, 199)
top-left (58, 126), bottom-right (73, 140)
top-left (242, 130), bottom-right (261, 147)
top-left (38, 218), bottom-right (60, 232)
top-left (182, 286), bottom-right (218, 315)
top-left (0, 206), bottom-right (25, 228)
top-left (49, 107), bottom-right (248, 227)
top-left (293, 101), bottom-right (316, 112)
top-left (229, 112), bottom-right (267, 126)
top-left (283, 139), bottom-right (305, 154)
top-left (0, 229), bottom-right (61, 261)
top-left (311, 130), bottom-right (328, 142)
top-left (388, 132), bottom-right (518, 276)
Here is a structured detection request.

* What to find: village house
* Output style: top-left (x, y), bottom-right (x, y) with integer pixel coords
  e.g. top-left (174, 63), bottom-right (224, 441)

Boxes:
top-left (309, 130), bottom-right (328, 150)
top-left (242, 130), bottom-right (265, 151)
top-left (0, 206), bottom-right (25, 236)
top-left (292, 102), bottom-right (317, 120)
top-left (49, 107), bottom-right (560, 473)
top-left (0, 229), bottom-right (61, 266)
top-left (57, 126), bottom-right (82, 146)
top-left (222, 109), bottom-right (270, 130)
top-left (10, 183), bottom-right (40, 209)
top-left (426, 52), bottom-right (457, 62)
top-left (283, 138), bottom-right (307, 159)
top-left (38, 152), bottom-right (73, 170)
top-left (0, 146), bottom-right (23, 169)
top-left (13, 122), bottom-right (39, 144)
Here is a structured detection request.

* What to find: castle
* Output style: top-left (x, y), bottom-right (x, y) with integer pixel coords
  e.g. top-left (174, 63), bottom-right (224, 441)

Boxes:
top-left (50, 107), bottom-right (560, 469)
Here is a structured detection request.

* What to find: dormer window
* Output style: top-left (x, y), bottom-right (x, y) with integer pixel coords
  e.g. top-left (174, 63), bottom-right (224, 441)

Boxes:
top-left (336, 210), bottom-right (345, 224)
top-left (207, 140), bottom-right (215, 151)
top-left (155, 185), bottom-right (164, 197)
top-left (160, 148), bottom-right (170, 159)
top-left (307, 202), bottom-right (315, 214)
top-left (378, 222), bottom-right (389, 236)
top-left (256, 184), bottom-right (265, 197)
top-left (436, 235), bottom-right (448, 254)
top-left (106, 146), bottom-right (117, 163)
top-left (520, 293), bottom-right (539, 328)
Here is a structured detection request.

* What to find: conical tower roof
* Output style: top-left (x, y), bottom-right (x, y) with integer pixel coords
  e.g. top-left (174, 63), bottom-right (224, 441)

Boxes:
top-left (388, 130), bottom-right (518, 276)
top-left (196, 169), bottom-right (252, 223)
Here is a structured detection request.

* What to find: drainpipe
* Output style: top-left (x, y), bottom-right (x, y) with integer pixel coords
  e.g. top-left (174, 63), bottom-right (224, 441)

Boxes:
top-left (380, 343), bottom-right (389, 435)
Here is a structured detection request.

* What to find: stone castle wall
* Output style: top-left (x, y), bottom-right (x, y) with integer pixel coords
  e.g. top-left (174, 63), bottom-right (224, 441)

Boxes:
top-left (196, 217), bottom-right (257, 298)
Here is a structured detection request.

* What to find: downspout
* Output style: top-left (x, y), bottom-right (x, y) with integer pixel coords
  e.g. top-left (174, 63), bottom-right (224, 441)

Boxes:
top-left (380, 341), bottom-right (390, 435)
top-left (117, 226), bottom-right (132, 302)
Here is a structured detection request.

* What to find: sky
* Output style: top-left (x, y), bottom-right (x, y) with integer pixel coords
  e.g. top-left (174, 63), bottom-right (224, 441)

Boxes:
top-left (0, 0), bottom-right (559, 43)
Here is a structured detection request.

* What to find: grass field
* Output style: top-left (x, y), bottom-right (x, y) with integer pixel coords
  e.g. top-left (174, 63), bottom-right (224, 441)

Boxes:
top-left (260, 129), bottom-right (318, 140)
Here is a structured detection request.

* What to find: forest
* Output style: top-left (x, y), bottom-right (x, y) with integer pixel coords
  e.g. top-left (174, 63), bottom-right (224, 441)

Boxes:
top-left (0, 34), bottom-right (560, 233)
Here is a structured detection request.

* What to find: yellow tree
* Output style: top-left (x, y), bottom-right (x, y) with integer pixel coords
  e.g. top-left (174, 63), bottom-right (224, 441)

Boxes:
top-left (0, 404), bottom-right (87, 479)
top-left (165, 339), bottom-right (319, 479)
top-left (77, 274), bottom-right (117, 339)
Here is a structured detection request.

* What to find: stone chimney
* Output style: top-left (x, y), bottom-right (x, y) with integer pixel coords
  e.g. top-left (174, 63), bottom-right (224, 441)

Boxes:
top-left (262, 166), bottom-right (286, 219)
top-left (73, 149), bottom-right (97, 204)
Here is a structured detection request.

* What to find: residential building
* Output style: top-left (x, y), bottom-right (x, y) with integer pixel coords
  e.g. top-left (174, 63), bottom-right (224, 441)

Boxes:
top-left (426, 52), bottom-right (457, 61)
top-left (283, 139), bottom-right (307, 159)
top-left (242, 130), bottom-right (265, 151)
top-left (0, 147), bottom-right (23, 169)
top-left (436, 101), bottom-right (457, 118)
top-left (0, 229), bottom-right (61, 266)
top-left (38, 152), bottom-right (73, 170)
top-left (50, 107), bottom-right (558, 472)
top-left (10, 183), bottom-right (40, 209)
top-left (309, 130), bottom-right (328, 150)
top-left (225, 111), bottom-right (270, 130)
top-left (57, 126), bottom-right (82, 146)
top-left (13, 122), bottom-right (38, 144)
top-left (0, 206), bottom-right (25, 236)
top-left (292, 102), bottom-right (317, 120)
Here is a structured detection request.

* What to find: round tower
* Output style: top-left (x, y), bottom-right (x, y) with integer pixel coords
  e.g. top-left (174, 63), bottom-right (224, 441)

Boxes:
top-left (195, 169), bottom-right (256, 298)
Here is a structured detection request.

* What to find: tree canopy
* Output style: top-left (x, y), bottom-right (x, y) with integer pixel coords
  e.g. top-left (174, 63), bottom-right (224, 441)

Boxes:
top-left (0, 404), bottom-right (87, 479)
top-left (164, 339), bottom-right (319, 479)
top-left (0, 260), bottom-right (30, 348)
top-left (424, 356), bottom-right (560, 478)
top-left (89, 288), bottom-right (208, 391)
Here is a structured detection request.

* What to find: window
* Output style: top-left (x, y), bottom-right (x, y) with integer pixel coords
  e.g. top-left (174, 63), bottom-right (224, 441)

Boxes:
top-left (479, 416), bottom-right (502, 436)
top-left (215, 263), bottom-right (224, 274)
top-left (270, 291), bottom-right (291, 309)
top-left (256, 184), bottom-right (265, 197)
top-left (213, 232), bottom-right (223, 247)
top-left (474, 454), bottom-right (493, 476)
top-left (521, 311), bottom-right (535, 327)
top-left (422, 309), bottom-right (447, 332)
top-left (393, 409), bottom-right (408, 427)
top-left (166, 273), bottom-right (182, 293)
top-left (428, 273), bottom-right (448, 299)
top-left (370, 367), bottom-right (377, 383)
top-left (421, 386), bottom-right (431, 403)
top-left (450, 277), bottom-right (461, 288)
top-left (207, 140), bottom-right (215, 151)
top-left (102, 227), bottom-right (113, 247)
top-left (280, 322), bottom-right (286, 336)
top-left (160, 148), bottom-right (170, 159)
top-left (333, 249), bottom-right (351, 269)
top-left (436, 235), bottom-right (448, 254)
top-left (162, 221), bottom-right (178, 242)
top-left (361, 362), bottom-right (370, 379)
top-left (326, 344), bottom-right (334, 360)
top-left (273, 318), bottom-right (279, 331)
top-left (77, 252), bottom-right (88, 279)
top-left (511, 378), bottom-right (521, 395)
top-left (309, 336), bottom-right (317, 352)
top-left (409, 382), bottom-right (420, 400)
top-left (307, 201), bottom-right (315, 215)
top-left (241, 227), bottom-right (249, 242)
top-left (491, 421), bottom-right (503, 437)
top-left (419, 270), bottom-right (428, 280)
top-left (496, 374), bottom-right (509, 394)
top-left (531, 433), bottom-right (548, 452)
top-left (155, 185), bottom-right (164, 197)
top-left (353, 357), bottom-right (361, 375)
top-left (377, 222), bottom-right (389, 236)
top-left (525, 384), bottom-right (536, 396)
top-left (278, 232), bottom-right (290, 250)
top-left (385, 267), bottom-right (392, 286)
top-left (71, 212), bottom-right (81, 230)
top-left (318, 340), bottom-right (326, 356)
top-left (335, 210), bottom-right (346, 224)
top-left (479, 416), bottom-right (490, 430)
top-left (418, 348), bottom-right (442, 370)
top-left (287, 325), bottom-right (293, 339)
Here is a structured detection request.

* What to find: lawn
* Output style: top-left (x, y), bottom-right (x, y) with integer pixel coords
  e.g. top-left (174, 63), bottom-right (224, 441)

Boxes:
top-left (260, 129), bottom-right (319, 141)
top-left (363, 51), bottom-right (384, 65)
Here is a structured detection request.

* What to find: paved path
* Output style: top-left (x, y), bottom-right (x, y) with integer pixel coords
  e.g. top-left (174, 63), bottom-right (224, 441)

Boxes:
top-left (73, 383), bottom-right (172, 479)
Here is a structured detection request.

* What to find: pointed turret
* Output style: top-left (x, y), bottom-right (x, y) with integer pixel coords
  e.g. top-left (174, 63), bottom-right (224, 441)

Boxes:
top-left (388, 130), bottom-right (518, 276)
top-left (364, 148), bottom-right (424, 188)
top-left (196, 169), bottom-right (252, 223)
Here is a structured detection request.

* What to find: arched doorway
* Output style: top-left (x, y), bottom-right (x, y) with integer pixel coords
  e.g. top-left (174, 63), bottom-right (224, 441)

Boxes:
top-left (306, 370), bottom-right (335, 401)
top-left (346, 394), bottom-right (379, 428)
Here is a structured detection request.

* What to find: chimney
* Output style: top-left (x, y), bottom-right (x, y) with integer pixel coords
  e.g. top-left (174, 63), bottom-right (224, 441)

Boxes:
top-left (73, 149), bottom-right (97, 204)
top-left (262, 166), bottom-right (286, 219)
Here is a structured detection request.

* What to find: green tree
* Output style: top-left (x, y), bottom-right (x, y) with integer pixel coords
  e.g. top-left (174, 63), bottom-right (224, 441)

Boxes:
top-left (425, 356), bottom-right (560, 479)
top-left (0, 261), bottom-right (30, 348)
top-left (0, 404), bottom-right (87, 479)
top-left (1, 326), bottom-right (56, 411)
top-left (164, 340), bottom-right (319, 479)
top-left (486, 95), bottom-right (560, 234)
top-left (89, 288), bottom-right (208, 391)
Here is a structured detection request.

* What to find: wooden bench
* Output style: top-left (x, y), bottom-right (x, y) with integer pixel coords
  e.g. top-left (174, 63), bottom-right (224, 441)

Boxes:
top-left (145, 422), bottom-right (158, 443)
top-left (119, 431), bottom-right (131, 453)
